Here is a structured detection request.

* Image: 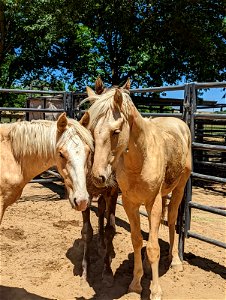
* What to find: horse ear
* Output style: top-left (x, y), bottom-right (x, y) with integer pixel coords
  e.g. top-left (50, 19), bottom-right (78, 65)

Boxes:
top-left (114, 88), bottom-right (123, 107)
top-left (86, 86), bottom-right (96, 97)
top-left (57, 112), bottom-right (68, 133)
top-left (95, 76), bottom-right (105, 95)
top-left (122, 78), bottom-right (131, 90)
top-left (79, 112), bottom-right (90, 128)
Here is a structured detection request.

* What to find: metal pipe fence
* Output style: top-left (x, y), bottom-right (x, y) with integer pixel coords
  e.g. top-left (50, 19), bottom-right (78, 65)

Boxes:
top-left (130, 81), bottom-right (226, 257)
top-left (182, 82), bottom-right (226, 255)
top-left (0, 88), bottom-right (72, 182)
top-left (1, 82), bottom-right (226, 258)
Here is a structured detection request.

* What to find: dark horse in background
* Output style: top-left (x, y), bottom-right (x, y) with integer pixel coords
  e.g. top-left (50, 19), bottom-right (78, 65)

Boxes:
top-left (79, 77), bottom-right (119, 287)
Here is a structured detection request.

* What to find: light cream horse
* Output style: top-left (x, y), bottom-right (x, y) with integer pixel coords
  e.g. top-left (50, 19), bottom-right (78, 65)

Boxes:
top-left (0, 113), bottom-right (94, 224)
top-left (80, 79), bottom-right (191, 300)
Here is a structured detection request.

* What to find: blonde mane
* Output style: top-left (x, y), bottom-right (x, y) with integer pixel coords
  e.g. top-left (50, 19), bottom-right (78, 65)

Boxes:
top-left (67, 118), bottom-right (94, 151)
top-left (9, 118), bottom-right (93, 161)
top-left (83, 88), bottom-right (133, 130)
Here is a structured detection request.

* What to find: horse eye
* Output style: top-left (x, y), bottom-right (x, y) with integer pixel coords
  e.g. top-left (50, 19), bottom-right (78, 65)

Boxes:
top-left (113, 129), bottom-right (120, 135)
top-left (59, 152), bottom-right (64, 158)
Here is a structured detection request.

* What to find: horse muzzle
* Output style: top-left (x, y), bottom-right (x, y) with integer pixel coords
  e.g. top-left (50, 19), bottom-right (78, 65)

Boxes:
top-left (92, 165), bottom-right (112, 188)
top-left (93, 174), bottom-right (108, 188)
top-left (73, 198), bottom-right (89, 211)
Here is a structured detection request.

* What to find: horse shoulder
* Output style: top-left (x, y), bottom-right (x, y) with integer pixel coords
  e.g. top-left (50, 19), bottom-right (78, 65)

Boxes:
top-left (0, 123), bottom-right (12, 139)
top-left (0, 147), bottom-right (24, 207)
top-left (1, 126), bottom-right (24, 185)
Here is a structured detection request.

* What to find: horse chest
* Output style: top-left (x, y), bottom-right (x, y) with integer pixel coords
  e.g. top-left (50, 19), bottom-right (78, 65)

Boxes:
top-left (116, 166), bottom-right (161, 203)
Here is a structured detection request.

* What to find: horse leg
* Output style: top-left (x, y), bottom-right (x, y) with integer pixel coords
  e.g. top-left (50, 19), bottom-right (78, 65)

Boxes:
top-left (98, 194), bottom-right (106, 251)
top-left (123, 196), bottom-right (143, 294)
top-left (102, 185), bottom-right (118, 287)
top-left (81, 207), bottom-right (93, 281)
top-left (168, 167), bottom-right (191, 271)
top-left (0, 193), bottom-right (21, 225)
top-left (0, 199), bottom-right (6, 225)
top-left (146, 193), bottom-right (162, 300)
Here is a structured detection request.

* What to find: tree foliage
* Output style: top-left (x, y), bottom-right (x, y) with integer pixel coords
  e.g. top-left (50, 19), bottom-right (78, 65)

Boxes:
top-left (0, 0), bottom-right (225, 93)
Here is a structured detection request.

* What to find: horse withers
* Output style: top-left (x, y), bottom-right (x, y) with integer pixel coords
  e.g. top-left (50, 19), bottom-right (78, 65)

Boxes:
top-left (0, 112), bottom-right (94, 223)
top-left (80, 78), bottom-right (192, 300)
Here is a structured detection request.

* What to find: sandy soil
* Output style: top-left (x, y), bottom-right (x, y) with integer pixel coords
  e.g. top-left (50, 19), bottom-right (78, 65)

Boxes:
top-left (0, 181), bottom-right (225, 300)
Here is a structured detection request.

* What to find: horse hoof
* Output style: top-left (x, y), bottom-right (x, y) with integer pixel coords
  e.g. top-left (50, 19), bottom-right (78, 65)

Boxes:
top-left (171, 263), bottom-right (183, 272)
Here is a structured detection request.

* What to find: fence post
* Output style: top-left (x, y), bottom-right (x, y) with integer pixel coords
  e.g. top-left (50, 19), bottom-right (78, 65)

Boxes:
top-left (178, 83), bottom-right (193, 260)
top-left (185, 82), bottom-right (196, 236)
top-left (63, 92), bottom-right (74, 118)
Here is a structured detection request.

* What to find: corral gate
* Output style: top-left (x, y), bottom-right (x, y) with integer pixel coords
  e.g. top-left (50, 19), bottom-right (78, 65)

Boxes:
top-left (180, 83), bottom-right (226, 257)
top-left (0, 82), bottom-right (226, 258)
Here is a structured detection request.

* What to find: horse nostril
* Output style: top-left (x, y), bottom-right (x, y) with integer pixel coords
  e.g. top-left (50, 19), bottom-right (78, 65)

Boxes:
top-left (74, 198), bottom-right (78, 206)
top-left (99, 175), bottom-right (106, 184)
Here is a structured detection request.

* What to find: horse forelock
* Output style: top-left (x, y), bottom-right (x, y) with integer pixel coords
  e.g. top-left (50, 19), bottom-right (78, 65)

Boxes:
top-left (66, 119), bottom-right (94, 152)
top-left (87, 88), bottom-right (132, 130)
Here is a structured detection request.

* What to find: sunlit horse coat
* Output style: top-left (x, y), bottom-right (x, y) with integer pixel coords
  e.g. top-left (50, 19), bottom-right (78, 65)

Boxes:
top-left (0, 113), bottom-right (93, 223)
top-left (80, 78), bottom-right (192, 300)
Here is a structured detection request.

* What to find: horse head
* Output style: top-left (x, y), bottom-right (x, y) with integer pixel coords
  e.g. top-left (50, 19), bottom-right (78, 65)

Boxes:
top-left (56, 113), bottom-right (93, 210)
top-left (80, 78), bottom-right (132, 188)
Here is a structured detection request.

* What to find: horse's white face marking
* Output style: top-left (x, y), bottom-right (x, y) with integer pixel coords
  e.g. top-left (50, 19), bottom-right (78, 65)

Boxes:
top-left (56, 133), bottom-right (90, 211)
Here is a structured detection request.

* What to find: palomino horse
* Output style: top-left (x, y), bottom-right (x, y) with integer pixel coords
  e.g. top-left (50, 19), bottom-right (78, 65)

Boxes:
top-left (0, 113), bottom-right (93, 224)
top-left (80, 79), bottom-right (192, 300)
top-left (79, 77), bottom-right (119, 286)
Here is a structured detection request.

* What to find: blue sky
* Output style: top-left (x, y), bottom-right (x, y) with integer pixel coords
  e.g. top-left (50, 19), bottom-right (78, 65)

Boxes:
top-left (201, 87), bottom-right (225, 104)
top-left (159, 84), bottom-right (226, 112)
top-left (162, 86), bottom-right (225, 104)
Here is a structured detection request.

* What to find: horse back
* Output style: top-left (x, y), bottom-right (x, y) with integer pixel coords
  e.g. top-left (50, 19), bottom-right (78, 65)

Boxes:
top-left (151, 117), bottom-right (191, 188)
top-left (151, 117), bottom-right (191, 150)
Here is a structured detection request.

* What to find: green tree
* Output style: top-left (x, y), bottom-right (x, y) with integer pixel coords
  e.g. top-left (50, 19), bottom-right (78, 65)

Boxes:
top-left (138, 0), bottom-right (226, 85)
top-left (0, 0), bottom-right (225, 93)
top-left (67, 0), bottom-right (226, 86)
top-left (0, 0), bottom-right (94, 89)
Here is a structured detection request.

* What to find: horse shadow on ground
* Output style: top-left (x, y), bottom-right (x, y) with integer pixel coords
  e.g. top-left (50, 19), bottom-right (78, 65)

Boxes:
top-left (0, 285), bottom-right (54, 300)
top-left (66, 207), bottom-right (171, 300)
top-left (37, 181), bottom-right (65, 200)
top-left (66, 204), bottom-right (226, 299)
top-left (184, 252), bottom-right (226, 280)
top-left (66, 236), bottom-right (170, 300)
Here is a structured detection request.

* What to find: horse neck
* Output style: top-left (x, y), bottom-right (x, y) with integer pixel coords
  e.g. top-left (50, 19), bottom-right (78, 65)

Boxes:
top-left (12, 123), bottom-right (57, 183)
top-left (21, 153), bottom-right (56, 184)
top-left (123, 108), bottom-right (154, 169)
top-left (130, 105), bottom-right (148, 147)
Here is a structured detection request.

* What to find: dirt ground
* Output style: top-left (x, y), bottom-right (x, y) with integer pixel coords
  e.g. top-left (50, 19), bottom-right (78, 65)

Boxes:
top-left (0, 181), bottom-right (225, 300)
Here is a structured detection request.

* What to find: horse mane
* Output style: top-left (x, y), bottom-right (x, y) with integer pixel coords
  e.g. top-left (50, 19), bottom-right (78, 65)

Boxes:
top-left (83, 88), bottom-right (133, 130)
top-left (9, 118), bottom-right (93, 161)
top-left (67, 118), bottom-right (94, 152)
